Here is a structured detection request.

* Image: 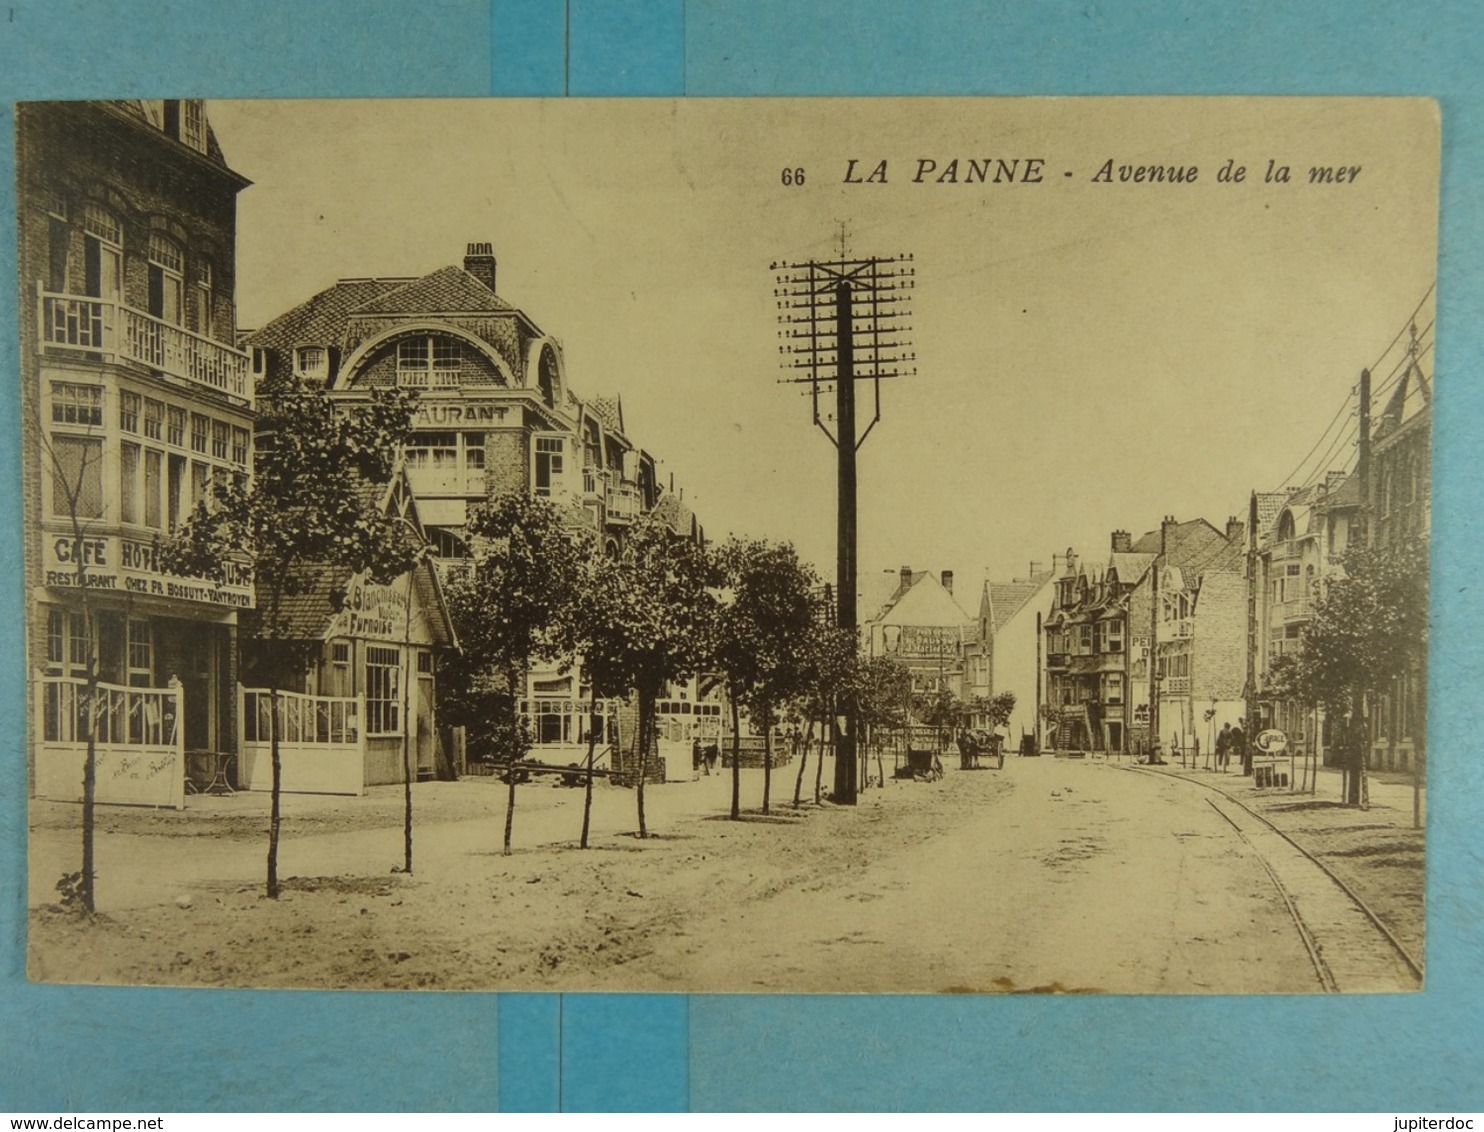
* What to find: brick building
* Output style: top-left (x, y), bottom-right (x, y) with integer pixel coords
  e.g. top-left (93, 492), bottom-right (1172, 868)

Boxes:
top-left (17, 101), bottom-right (253, 804)
top-left (246, 244), bottom-right (710, 775)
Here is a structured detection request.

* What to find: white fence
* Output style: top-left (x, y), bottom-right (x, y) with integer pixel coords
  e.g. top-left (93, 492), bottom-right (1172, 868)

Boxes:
top-left (34, 674), bottom-right (185, 808)
top-left (239, 688), bottom-right (367, 796)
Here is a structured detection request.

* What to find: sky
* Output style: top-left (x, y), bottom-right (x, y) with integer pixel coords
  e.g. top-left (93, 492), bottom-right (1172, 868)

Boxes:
top-left (207, 97), bottom-right (1439, 595)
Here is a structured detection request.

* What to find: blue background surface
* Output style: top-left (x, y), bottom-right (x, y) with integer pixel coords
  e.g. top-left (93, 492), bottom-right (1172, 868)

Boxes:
top-left (2, 0), bottom-right (1480, 1112)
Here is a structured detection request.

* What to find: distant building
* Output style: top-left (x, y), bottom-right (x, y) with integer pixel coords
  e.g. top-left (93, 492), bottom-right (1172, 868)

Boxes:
top-left (17, 100), bottom-right (253, 804)
top-left (1366, 330), bottom-right (1431, 772)
top-left (1045, 518), bottom-right (1232, 755)
top-left (1249, 474), bottom-right (1362, 765)
top-left (966, 563), bottom-right (1056, 743)
top-left (861, 567), bottom-right (975, 704)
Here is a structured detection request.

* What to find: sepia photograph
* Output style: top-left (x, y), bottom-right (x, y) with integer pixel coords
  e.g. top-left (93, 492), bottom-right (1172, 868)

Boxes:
top-left (17, 95), bottom-right (1436, 994)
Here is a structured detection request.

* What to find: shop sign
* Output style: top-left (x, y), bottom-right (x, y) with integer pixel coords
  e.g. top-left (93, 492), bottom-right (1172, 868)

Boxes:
top-left (45, 535), bottom-right (253, 609)
top-left (414, 402), bottom-right (508, 426)
top-left (884, 624), bottom-right (961, 659)
top-left (329, 579), bottom-right (409, 641)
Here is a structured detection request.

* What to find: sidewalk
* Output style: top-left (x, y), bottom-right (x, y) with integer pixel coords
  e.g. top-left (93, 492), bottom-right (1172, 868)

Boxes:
top-left (1132, 755), bottom-right (1426, 962)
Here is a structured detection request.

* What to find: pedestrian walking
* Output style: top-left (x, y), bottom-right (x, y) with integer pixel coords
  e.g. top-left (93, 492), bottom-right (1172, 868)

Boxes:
top-left (1216, 723), bottom-right (1232, 770)
top-left (692, 737), bottom-right (705, 779)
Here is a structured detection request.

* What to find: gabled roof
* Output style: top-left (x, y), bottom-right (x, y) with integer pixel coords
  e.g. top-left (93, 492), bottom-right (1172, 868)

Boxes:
top-left (1107, 552), bottom-right (1156, 583)
top-left (1252, 492), bottom-right (1290, 541)
top-left (350, 264), bottom-right (516, 316)
top-left (984, 571), bottom-right (1055, 634)
top-left (587, 395), bottom-right (626, 435)
top-left (1130, 518), bottom-right (1224, 563)
top-left (874, 571), bottom-right (973, 627)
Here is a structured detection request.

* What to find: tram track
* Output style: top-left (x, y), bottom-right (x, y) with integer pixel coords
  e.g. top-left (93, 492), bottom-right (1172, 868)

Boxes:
top-left (1125, 764), bottom-right (1422, 992)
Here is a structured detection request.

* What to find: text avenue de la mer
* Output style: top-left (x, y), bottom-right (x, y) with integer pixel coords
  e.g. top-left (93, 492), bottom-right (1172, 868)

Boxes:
top-left (825, 157), bottom-right (1363, 185)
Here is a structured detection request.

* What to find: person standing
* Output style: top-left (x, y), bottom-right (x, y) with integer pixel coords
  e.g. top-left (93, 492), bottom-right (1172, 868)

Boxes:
top-left (1216, 722), bottom-right (1232, 771)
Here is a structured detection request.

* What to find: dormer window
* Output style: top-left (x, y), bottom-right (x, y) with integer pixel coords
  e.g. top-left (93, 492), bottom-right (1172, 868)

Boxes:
top-left (295, 346), bottom-right (327, 379)
top-left (397, 335), bottom-right (461, 388)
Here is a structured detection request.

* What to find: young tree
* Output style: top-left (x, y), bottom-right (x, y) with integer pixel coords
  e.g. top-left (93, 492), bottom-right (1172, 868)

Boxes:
top-left (790, 620), bottom-right (858, 807)
top-left (161, 377), bottom-right (420, 898)
top-left (713, 539), bottom-right (822, 816)
top-left (1268, 537), bottom-right (1428, 807)
top-left (40, 432), bottom-right (109, 913)
top-left (853, 653), bottom-right (912, 788)
top-left (583, 515), bottom-right (717, 836)
top-left (445, 492), bottom-right (585, 854)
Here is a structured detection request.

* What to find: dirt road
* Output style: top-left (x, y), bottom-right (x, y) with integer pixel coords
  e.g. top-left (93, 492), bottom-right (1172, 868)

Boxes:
top-left (28, 756), bottom-right (1416, 993)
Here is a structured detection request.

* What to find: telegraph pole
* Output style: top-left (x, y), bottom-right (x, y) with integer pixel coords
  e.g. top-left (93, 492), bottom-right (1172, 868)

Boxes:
top-left (773, 247), bottom-right (915, 804)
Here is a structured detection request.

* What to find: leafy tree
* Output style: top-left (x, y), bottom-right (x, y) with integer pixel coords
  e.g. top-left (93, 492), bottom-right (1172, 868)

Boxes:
top-left (914, 685), bottom-right (962, 750)
top-left (713, 539), bottom-right (821, 816)
top-left (582, 515), bottom-right (718, 836)
top-left (161, 377), bottom-right (419, 898)
top-left (446, 492), bottom-right (585, 854)
top-left (789, 620), bottom-right (858, 807)
top-left (1267, 537), bottom-right (1428, 806)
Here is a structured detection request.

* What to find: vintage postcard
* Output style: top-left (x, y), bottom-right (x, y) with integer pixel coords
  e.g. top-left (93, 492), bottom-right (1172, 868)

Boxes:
top-left (19, 96), bottom-right (1436, 993)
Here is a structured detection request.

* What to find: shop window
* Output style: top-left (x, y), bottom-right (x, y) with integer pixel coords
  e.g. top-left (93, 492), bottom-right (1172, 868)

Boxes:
top-left (365, 646), bottom-right (401, 735)
top-left (127, 619), bottom-right (152, 687)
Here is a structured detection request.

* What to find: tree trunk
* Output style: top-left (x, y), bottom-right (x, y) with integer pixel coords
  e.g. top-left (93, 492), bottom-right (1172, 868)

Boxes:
top-left (814, 710), bottom-right (826, 805)
top-left (793, 719), bottom-right (813, 807)
top-left (635, 681), bottom-right (650, 838)
top-left (730, 688), bottom-right (742, 820)
top-left (81, 662), bottom-right (98, 914)
top-left (762, 701), bottom-right (773, 815)
top-left (503, 662), bottom-right (522, 855)
top-left (268, 683), bottom-right (282, 898)
top-left (1346, 700), bottom-right (1364, 807)
top-left (581, 685), bottom-right (600, 849)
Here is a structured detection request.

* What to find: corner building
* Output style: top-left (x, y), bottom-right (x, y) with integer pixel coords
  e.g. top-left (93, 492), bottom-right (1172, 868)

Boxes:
top-left (17, 101), bottom-right (253, 804)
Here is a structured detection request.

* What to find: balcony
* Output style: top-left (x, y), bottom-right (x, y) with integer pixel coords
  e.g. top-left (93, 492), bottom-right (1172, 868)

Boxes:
top-left (1280, 596), bottom-right (1315, 621)
top-left (40, 290), bottom-right (250, 403)
top-left (1163, 676), bottom-right (1191, 695)
top-left (582, 466), bottom-right (606, 500)
top-left (1045, 652), bottom-right (1069, 670)
top-left (606, 480), bottom-right (643, 523)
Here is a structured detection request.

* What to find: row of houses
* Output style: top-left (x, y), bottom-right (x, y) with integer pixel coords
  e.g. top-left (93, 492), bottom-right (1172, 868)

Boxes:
top-left (860, 361), bottom-right (1430, 773)
top-left (18, 100), bottom-right (713, 807)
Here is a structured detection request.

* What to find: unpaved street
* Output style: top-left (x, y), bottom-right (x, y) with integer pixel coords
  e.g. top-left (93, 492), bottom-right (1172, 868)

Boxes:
top-left (29, 756), bottom-right (1417, 993)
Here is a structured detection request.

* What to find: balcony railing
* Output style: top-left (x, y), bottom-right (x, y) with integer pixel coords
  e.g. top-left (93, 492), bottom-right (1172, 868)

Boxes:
top-left (1046, 652), bottom-right (1069, 669)
top-left (607, 480), bottom-right (643, 522)
top-left (582, 466), bottom-right (606, 499)
top-left (397, 367), bottom-right (461, 389)
top-left (1164, 676), bottom-right (1191, 695)
top-left (40, 289), bottom-right (250, 401)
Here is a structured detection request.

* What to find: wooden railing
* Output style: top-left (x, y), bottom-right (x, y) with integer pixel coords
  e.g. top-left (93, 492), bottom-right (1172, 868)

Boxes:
top-left (34, 674), bottom-right (185, 808)
top-left (39, 288), bottom-right (250, 401)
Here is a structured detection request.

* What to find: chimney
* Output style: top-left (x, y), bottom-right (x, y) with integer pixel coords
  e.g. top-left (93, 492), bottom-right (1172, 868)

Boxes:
top-left (464, 241), bottom-right (497, 292)
top-left (1161, 514), bottom-right (1177, 556)
top-left (1065, 547), bottom-right (1077, 574)
top-left (1326, 470), bottom-right (1347, 491)
top-left (1030, 560), bottom-right (1044, 577)
top-left (1226, 515), bottom-right (1243, 542)
top-left (1110, 530), bottom-right (1132, 553)
top-left (941, 570), bottom-right (954, 594)
top-left (900, 565), bottom-right (913, 590)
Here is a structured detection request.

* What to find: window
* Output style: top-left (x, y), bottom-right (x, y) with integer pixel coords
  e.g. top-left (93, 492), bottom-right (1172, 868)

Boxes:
top-left (50, 436), bottom-right (104, 519)
top-left (231, 426), bottom-right (249, 467)
top-left (1077, 623), bottom-right (1093, 656)
top-left (190, 461), bottom-right (210, 510)
top-left (120, 443), bottom-right (140, 524)
top-left (331, 641), bottom-right (351, 666)
top-left (181, 100), bottom-right (206, 152)
top-left (167, 454), bottom-right (186, 530)
top-left (1107, 620), bottom-right (1123, 653)
top-left (396, 335), bottom-right (461, 387)
top-left (194, 259), bottom-right (213, 339)
top-left (147, 233), bottom-right (184, 325)
top-left (416, 651), bottom-right (434, 675)
top-left (190, 413), bottom-right (209, 453)
top-left (118, 390), bottom-right (140, 433)
top-left (535, 436), bottom-right (564, 497)
top-left (127, 619), bottom-right (152, 687)
top-left (51, 382), bottom-right (103, 426)
top-left (144, 398), bottom-right (165, 441)
top-left (165, 405), bottom-right (184, 446)
top-left (1103, 673), bottom-right (1123, 704)
top-left (251, 348), bottom-right (268, 376)
top-left (82, 204), bottom-right (122, 303)
top-left (366, 646), bottom-right (401, 734)
top-left (143, 449), bottom-right (162, 529)
top-left (212, 420), bottom-right (229, 459)
top-left (295, 346), bottom-right (327, 379)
